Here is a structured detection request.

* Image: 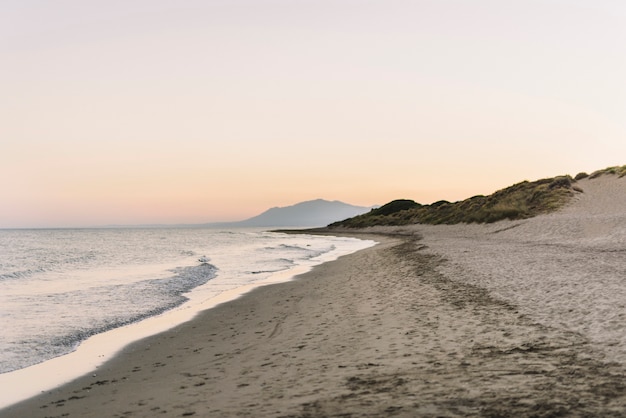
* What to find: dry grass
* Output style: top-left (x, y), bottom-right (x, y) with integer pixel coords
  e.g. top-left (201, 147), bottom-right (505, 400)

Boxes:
top-left (330, 175), bottom-right (579, 227)
top-left (331, 165), bottom-right (626, 228)
top-left (589, 165), bottom-right (626, 179)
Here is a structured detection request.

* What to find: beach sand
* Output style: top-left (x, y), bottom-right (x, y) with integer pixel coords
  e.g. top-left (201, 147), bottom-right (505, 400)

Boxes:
top-left (2, 175), bottom-right (626, 417)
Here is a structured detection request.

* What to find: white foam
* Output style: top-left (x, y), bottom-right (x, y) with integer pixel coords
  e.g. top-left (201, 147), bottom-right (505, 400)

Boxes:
top-left (0, 233), bottom-right (376, 409)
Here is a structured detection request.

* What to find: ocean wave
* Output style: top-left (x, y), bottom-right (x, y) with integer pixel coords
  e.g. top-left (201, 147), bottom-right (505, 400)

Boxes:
top-left (263, 243), bottom-right (336, 259)
top-left (1, 262), bottom-right (218, 374)
top-left (302, 244), bottom-right (336, 260)
top-left (60, 251), bottom-right (97, 266)
top-left (243, 244), bottom-right (337, 278)
top-left (0, 228), bottom-right (373, 378)
top-left (250, 269), bottom-right (284, 275)
top-left (0, 268), bottom-right (48, 281)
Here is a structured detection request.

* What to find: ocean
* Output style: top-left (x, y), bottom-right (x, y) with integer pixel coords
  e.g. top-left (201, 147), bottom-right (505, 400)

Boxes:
top-left (0, 227), bottom-right (374, 404)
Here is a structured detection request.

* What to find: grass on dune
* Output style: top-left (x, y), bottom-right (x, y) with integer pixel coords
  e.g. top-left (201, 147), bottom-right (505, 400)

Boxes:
top-left (330, 166), bottom-right (626, 228)
top-left (585, 165), bottom-right (626, 179)
top-left (330, 177), bottom-right (574, 227)
top-left (331, 165), bottom-right (625, 228)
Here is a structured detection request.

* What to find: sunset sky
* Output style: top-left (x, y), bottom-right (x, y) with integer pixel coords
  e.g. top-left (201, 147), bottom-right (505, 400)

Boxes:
top-left (2, 0), bottom-right (625, 228)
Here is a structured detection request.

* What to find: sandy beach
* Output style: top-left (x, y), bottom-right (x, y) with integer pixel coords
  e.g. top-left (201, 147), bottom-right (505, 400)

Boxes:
top-left (2, 175), bottom-right (626, 417)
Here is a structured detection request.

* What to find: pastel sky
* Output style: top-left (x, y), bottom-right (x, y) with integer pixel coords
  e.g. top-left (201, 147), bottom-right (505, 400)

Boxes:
top-left (2, 0), bottom-right (625, 228)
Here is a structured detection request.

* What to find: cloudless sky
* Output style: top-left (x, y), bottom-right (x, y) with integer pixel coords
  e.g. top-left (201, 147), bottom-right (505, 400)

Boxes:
top-left (2, 0), bottom-right (625, 227)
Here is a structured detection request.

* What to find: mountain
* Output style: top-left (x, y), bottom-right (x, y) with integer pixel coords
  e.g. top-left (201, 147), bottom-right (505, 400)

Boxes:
top-left (234, 199), bottom-right (373, 227)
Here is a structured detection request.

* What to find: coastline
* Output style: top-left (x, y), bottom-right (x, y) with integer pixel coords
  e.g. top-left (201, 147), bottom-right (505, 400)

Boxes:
top-left (0, 232), bottom-right (375, 411)
top-left (3, 227), bottom-right (626, 417)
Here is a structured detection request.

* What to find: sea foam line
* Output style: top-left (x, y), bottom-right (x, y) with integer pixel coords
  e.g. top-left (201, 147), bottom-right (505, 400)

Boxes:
top-left (0, 235), bottom-right (375, 409)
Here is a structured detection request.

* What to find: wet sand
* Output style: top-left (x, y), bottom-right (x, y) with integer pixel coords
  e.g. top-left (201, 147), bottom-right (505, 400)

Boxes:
top-left (2, 176), bottom-right (626, 417)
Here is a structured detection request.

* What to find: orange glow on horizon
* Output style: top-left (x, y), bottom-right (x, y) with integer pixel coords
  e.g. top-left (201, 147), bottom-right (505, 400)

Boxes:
top-left (1, 1), bottom-right (625, 228)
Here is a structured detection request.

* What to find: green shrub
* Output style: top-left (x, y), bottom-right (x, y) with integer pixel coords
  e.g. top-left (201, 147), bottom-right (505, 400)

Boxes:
top-left (370, 199), bottom-right (420, 216)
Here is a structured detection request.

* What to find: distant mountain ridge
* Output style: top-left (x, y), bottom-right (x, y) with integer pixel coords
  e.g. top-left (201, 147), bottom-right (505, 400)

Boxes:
top-left (233, 199), bottom-right (373, 227)
top-left (96, 200), bottom-right (374, 229)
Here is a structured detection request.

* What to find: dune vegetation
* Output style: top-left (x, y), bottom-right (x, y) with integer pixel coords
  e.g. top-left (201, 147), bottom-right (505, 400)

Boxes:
top-left (330, 165), bottom-right (625, 228)
top-left (586, 165), bottom-right (626, 179)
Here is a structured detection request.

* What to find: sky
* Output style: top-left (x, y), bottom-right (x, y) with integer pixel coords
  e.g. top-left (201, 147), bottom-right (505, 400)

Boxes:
top-left (2, 0), bottom-right (625, 228)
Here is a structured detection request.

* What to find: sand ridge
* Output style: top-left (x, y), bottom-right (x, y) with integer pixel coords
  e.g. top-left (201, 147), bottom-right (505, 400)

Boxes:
top-left (407, 175), bottom-right (626, 365)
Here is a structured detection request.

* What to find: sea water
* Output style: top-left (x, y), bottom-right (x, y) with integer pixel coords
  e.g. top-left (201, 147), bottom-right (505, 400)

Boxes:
top-left (0, 227), bottom-right (374, 406)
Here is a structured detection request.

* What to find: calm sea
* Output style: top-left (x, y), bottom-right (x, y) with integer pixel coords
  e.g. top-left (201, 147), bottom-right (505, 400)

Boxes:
top-left (0, 227), bottom-right (374, 377)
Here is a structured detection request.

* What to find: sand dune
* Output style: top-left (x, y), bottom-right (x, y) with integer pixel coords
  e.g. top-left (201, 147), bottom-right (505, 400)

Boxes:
top-left (2, 175), bottom-right (625, 417)
top-left (409, 175), bottom-right (626, 365)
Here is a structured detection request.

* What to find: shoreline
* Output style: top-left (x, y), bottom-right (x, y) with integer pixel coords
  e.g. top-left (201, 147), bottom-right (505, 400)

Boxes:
top-left (3, 229), bottom-right (626, 417)
top-left (0, 232), bottom-right (375, 411)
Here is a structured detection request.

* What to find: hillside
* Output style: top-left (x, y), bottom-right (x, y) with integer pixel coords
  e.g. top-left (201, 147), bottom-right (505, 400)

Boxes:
top-left (235, 199), bottom-right (373, 227)
top-left (329, 165), bottom-right (625, 228)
